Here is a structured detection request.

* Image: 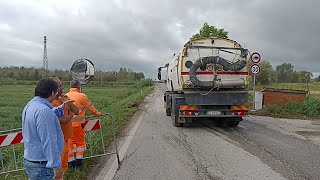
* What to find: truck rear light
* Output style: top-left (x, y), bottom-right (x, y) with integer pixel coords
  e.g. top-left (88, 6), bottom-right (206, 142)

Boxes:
top-left (185, 111), bottom-right (191, 115)
top-left (234, 111), bottom-right (247, 116)
top-left (180, 111), bottom-right (197, 116)
top-left (184, 111), bottom-right (196, 115)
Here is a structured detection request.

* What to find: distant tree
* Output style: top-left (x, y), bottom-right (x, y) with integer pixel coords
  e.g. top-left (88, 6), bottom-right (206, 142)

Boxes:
top-left (0, 66), bottom-right (145, 82)
top-left (296, 71), bottom-right (313, 83)
top-left (191, 22), bottom-right (228, 40)
top-left (276, 63), bottom-right (294, 83)
top-left (256, 60), bottom-right (276, 85)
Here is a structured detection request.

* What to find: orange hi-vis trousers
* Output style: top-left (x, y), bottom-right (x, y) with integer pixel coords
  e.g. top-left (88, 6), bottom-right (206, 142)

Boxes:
top-left (68, 125), bottom-right (85, 162)
top-left (61, 140), bottom-right (69, 172)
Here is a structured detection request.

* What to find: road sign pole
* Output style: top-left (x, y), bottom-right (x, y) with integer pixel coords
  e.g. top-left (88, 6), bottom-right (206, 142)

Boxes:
top-left (253, 75), bottom-right (256, 110)
top-left (250, 52), bottom-right (261, 111)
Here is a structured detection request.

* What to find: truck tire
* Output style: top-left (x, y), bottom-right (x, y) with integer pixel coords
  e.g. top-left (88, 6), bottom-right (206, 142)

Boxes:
top-left (166, 108), bottom-right (171, 116)
top-left (218, 117), bottom-right (241, 128)
top-left (183, 117), bottom-right (193, 127)
top-left (227, 121), bottom-right (240, 127)
top-left (171, 113), bottom-right (182, 127)
top-left (226, 117), bottom-right (241, 127)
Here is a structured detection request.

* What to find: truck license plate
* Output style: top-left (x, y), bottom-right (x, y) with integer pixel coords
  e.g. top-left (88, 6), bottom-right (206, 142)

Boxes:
top-left (207, 111), bottom-right (221, 115)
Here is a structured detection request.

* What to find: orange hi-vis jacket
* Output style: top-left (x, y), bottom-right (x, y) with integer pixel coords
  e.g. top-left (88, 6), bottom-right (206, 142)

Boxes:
top-left (65, 88), bottom-right (100, 126)
top-left (51, 97), bottom-right (72, 140)
top-left (51, 97), bottom-right (72, 172)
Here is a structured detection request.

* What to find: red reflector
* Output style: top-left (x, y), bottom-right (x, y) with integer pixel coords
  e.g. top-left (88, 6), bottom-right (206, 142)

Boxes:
top-left (238, 111), bottom-right (246, 116)
top-left (184, 111), bottom-right (191, 115)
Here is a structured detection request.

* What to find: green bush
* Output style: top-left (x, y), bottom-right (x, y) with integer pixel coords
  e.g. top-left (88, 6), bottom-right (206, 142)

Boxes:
top-left (301, 96), bottom-right (320, 116)
top-left (264, 105), bottom-right (282, 114)
top-left (135, 78), bottom-right (154, 88)
top-left (261, 96), bottom-right (320, 118)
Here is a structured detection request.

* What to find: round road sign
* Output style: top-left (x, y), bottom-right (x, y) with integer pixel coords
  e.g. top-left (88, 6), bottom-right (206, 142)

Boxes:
top-left (250, 64), bottom-right (261, 75)
top-left (250, 52), bottom-right (261, 63)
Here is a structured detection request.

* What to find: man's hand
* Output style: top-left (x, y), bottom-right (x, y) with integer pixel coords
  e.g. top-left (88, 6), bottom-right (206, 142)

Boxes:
top-left (94, 112), bottom-right (102, 117)
top-left (53, 167), bottom-right (63, 180)
top-left (62, 100), bottom-right (75, 108)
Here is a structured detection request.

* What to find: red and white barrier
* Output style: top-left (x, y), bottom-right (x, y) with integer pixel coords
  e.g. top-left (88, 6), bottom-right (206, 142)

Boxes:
top-left (84, 119), bottom-right (101, 132)
top-left (0, 120), bottom-right (100, 147)
top-left (0, 132), bottom-right (23, 147)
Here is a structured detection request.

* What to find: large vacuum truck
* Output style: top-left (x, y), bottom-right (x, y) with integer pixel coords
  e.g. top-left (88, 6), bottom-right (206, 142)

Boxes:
top-left (158, 37), bottom-right (250, 127)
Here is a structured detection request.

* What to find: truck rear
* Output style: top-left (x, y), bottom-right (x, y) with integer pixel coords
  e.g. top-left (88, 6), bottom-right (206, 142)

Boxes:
top-left (158, 37), bottom-right (249, 127)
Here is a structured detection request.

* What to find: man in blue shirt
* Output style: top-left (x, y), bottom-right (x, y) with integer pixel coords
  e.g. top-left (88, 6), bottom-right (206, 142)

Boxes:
top-left (22, 78), bottom-right (67, 180)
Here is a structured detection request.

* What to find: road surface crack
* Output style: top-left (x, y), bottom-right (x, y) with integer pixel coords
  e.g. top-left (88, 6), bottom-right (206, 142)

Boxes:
top-left (178, 129), bottom-right (222, 180)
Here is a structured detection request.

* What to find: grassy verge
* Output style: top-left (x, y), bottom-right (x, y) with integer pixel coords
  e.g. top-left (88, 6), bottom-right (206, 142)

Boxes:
top-left (250, 94), bottom-right (320, 120)
top-left (250, 82), bottom-right (318, 92)
top-left (0, 79), bottom-right (154, 179)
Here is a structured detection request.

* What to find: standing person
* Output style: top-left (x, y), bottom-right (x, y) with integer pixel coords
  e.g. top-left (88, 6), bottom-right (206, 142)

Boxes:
top-left (66, 80), bottom-right (101, 168)
top-left (50, 77), bottom-right (79, 175)
top-left (22, 78), bottom-right (65, 180)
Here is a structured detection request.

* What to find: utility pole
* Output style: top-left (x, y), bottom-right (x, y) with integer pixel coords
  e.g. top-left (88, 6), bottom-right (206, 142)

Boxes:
top-left (43, 36), bottom-right (48, 77)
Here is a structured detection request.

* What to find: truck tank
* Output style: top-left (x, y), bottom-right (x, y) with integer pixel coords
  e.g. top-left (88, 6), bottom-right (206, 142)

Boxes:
top-left (158, 37), bottom-right (250, 127)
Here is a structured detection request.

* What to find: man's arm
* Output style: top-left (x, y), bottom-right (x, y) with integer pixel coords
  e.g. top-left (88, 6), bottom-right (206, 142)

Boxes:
top-left (57, 112), bottom-right (75, 124)
top-left (52, 106), bottom-right (64, 117)
top-left (82, 95), bottom-right (101, 117)
top-left (36, 109), bottom-right (63, 169)
top-left (63, 95), bottom-right (79, 115)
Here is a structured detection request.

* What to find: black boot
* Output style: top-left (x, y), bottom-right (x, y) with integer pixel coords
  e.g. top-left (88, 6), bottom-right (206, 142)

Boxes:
top-left (68, 160), bottom-right (75, 168)
top-left (75, 159), bottom-right (83, 168)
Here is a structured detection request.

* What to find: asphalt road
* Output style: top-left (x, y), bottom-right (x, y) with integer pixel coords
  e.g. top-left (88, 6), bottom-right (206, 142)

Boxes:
top-left (96, 83), bottom-right (320, 180)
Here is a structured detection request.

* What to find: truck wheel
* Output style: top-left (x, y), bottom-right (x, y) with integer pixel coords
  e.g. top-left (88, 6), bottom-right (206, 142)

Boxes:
top-left (166, 108), bottom-right (171, 116)
top-left (171, 114), bottom-right (182, 127)
top-left (183, 118), bottom-right (193, 127)
top-left (226, 120), bottom-right (240, 127)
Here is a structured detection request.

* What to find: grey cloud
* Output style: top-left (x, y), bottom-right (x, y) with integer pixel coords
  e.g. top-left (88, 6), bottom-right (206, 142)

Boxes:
top-left (0, 0), bottom-right (319, 78)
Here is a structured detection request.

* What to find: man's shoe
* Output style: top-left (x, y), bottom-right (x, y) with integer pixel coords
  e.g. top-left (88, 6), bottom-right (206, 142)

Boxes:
top-left (68, 161), bottom-right (75, 168)
top-left (75, 159), bottom-right (83, 167)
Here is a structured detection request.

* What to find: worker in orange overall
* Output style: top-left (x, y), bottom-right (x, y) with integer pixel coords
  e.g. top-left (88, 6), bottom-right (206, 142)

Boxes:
top-left (66, 80), bottom-right (101, 168)
top-left (51, 77), bottom-right (79, 176)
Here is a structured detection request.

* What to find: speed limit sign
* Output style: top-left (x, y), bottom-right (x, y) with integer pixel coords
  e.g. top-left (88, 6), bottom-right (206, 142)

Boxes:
top-left (250, 64), bottom-right (261, 75)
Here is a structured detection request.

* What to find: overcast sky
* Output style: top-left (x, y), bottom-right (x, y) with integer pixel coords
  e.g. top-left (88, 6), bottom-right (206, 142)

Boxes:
top-left (1, 0), bottom-right (319, 78)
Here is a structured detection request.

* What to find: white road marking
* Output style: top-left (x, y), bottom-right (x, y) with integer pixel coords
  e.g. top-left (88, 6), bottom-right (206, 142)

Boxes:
top-left (103, 112), bottom-right (145, 180)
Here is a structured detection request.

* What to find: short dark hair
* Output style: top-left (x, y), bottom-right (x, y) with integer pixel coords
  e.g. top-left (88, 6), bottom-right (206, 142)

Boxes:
top-left (70, 80), bottom-right (80, 88)
top-left (35, 78), bottom-right (58, 98)
top-left (49, 76), bottom-right (60, 81)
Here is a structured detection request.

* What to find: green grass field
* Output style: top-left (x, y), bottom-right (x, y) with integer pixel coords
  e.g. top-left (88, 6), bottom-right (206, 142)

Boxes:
top-left (0, 80), bottom-right (154, 179)
top-left (253, 82), bottom-right (320, 92)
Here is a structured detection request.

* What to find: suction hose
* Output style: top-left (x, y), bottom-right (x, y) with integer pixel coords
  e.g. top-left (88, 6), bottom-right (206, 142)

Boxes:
top-left (189, 56), bottom-right (246, 87)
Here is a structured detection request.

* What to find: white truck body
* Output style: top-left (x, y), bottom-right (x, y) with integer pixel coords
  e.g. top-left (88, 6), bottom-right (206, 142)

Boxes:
top-left (166, 38), bottom-right (248, 91)
top-left (158, 37), bottom-right (250, 127)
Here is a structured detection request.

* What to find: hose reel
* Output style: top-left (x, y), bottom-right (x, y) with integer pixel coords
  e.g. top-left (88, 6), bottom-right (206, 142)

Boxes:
top-left (189, 56), bottom-right (247, 88)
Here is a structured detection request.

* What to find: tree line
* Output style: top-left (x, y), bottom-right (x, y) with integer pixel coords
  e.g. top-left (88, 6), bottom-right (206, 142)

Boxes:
top-left (255, 61), bottom-right (315, 85)
top-left (0, 66), bottom-right (145, 82)
top-left (190, 23), bottom-right (316, 85)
